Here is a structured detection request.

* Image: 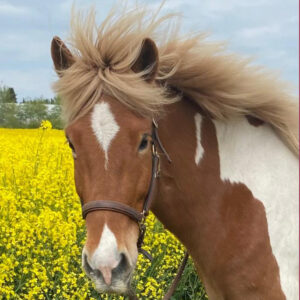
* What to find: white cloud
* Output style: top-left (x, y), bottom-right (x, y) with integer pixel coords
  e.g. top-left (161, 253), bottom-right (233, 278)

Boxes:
top-left (197, 0), bottom-right (269, 14)
top-left (148, 0), bottom-right (185, 11)
top-left (0, 2), bottom-right (31, 15)
top-left (237, 24), bottom-right (280, 39)
top-left (0, 69), bottom-right (56, 100)
top-left (0, 31), bottom-right (50, 62)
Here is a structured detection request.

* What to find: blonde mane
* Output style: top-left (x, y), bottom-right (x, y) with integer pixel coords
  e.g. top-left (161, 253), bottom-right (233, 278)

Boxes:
top-left (53, 4), bottom-right (299, 155)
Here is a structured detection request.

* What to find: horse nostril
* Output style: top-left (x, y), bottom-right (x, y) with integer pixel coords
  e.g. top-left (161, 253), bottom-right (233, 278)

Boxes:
top-left (96, 254), bottom-right (129, 286)
top-left (112, 253), bottom-right (130, 276)
top-left (83, 254), bottom-right (97, 276)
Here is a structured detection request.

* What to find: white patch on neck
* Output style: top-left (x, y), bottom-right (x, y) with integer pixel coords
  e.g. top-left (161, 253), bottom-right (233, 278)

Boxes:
top-left (90, 224), bottom-right (121, 270)
top-left (213, 117), bottom-right (299, 299)
top-left (91, 102), bottom-right (120, 169)
top-left (194, 113), bottom-right (204, 165)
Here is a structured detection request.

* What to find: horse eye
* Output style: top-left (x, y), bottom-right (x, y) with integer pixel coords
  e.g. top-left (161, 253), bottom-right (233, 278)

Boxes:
top-left (138, 135), bottom-right (149, 151)
top-left (66, 138), bottom-right (77, 158)
top-left (68, 141), bottom-right (75, 151)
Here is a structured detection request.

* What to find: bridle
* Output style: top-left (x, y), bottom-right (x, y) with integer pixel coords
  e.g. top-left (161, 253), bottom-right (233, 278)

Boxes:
top-left (81, 120), bottom-right (163, 260)
top-left (81, 120), bottom-right (188, 300)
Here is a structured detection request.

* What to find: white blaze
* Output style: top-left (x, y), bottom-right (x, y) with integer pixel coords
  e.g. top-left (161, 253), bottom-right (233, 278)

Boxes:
top-left (90, 224), bottom-right (121, 271)
top-left (213, 117), bottom-right (299, 299)
top-left (91, 102), bottom-right (120, 169)
top-left (194, 113), bottom-right (204, 165)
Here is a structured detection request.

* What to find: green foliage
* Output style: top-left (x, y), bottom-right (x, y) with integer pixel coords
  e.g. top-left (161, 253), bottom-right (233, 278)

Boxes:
top-left (0, 83), bottom-right (63, 128)
top-left (0, 96), bottom-right (64, 129)
top-left (47, 104), bottom-right (63, 129)
top-left (22, 102), bottom-right (48, 126)
top-left (22, 95), bottom-right (61, 105)
top-left (0, 86), bottom-right (17, 103)
top-left (0, 103), bottom-right (20, 128)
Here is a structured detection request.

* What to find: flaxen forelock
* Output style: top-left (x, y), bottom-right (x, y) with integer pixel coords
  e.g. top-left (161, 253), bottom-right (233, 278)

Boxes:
top-left (52, 3), bottom-right (298, 155)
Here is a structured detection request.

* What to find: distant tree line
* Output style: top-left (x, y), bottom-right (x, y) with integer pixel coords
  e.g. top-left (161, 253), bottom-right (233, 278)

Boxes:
top-left (0, 85), bottom-right (63, 129)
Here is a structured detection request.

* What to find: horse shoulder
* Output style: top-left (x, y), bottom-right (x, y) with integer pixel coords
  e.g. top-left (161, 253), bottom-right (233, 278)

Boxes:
top-left (212, 116), bottom-right (299, 299)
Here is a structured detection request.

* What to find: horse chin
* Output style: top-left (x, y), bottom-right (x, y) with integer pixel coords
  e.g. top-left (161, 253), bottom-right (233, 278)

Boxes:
top-left (94, 279), bottom-right (129, 294)
top-left (88, 270), bottom-right (133, 295)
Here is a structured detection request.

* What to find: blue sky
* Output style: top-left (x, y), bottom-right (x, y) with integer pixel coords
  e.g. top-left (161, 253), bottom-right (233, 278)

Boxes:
top-left (0, 0), bottom-right (298, 101)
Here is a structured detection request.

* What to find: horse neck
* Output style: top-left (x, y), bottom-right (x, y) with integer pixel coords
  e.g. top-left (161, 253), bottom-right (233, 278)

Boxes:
top-left (151, 99), bottom-right (286, 299)
top-left (152, 99), bottom-right (222, 268)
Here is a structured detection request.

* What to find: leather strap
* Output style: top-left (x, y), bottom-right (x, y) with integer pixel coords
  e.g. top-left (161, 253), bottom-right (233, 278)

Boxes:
top-left (152, 120), bottom-right (172, 163)
top-left (141, 151), bottom-right (159, 215)
top-left (82, 200), bottom-right (144, 222)
top-left (128, 252), bottom-right (189, 300)
top-left (162, 252), bottom-right (189, 300)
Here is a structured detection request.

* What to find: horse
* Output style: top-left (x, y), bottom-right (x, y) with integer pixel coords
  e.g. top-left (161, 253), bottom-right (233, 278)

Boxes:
top-left (50, 5), bottom-right (299, 299)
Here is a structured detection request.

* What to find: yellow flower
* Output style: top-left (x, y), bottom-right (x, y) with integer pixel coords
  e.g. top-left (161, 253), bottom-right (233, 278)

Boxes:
top-left (39, 120), bottom-right (52, 130)
top-left (0, 128), bottom-right (204, 299)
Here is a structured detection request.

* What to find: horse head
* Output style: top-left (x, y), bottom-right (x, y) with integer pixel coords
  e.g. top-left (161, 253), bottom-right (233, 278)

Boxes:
top-left (51, 36), bottom-right (159, 294)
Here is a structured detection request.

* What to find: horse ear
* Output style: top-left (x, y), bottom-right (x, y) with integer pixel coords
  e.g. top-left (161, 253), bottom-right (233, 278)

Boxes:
top-left (51, 36), bottom-right (75, 75)
top-left (132, 38), bottom-right (159, 82)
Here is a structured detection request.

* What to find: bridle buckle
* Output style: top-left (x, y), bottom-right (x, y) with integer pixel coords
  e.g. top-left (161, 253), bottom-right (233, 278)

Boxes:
top-left (151, 143), bottom-right (160, 178)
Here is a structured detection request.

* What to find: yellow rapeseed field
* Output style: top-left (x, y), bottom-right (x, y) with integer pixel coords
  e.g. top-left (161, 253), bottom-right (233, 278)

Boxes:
top-left (0, 124), bottom-right (205, 299)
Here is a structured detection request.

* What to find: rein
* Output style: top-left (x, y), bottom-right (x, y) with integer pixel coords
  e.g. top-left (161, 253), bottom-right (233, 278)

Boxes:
top-left (81, 120), bottom-right (188, 300)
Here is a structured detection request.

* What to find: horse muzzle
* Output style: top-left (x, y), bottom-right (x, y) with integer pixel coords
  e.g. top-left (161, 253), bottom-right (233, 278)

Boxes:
top-left (82, 248), bottom-right (134, 293)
